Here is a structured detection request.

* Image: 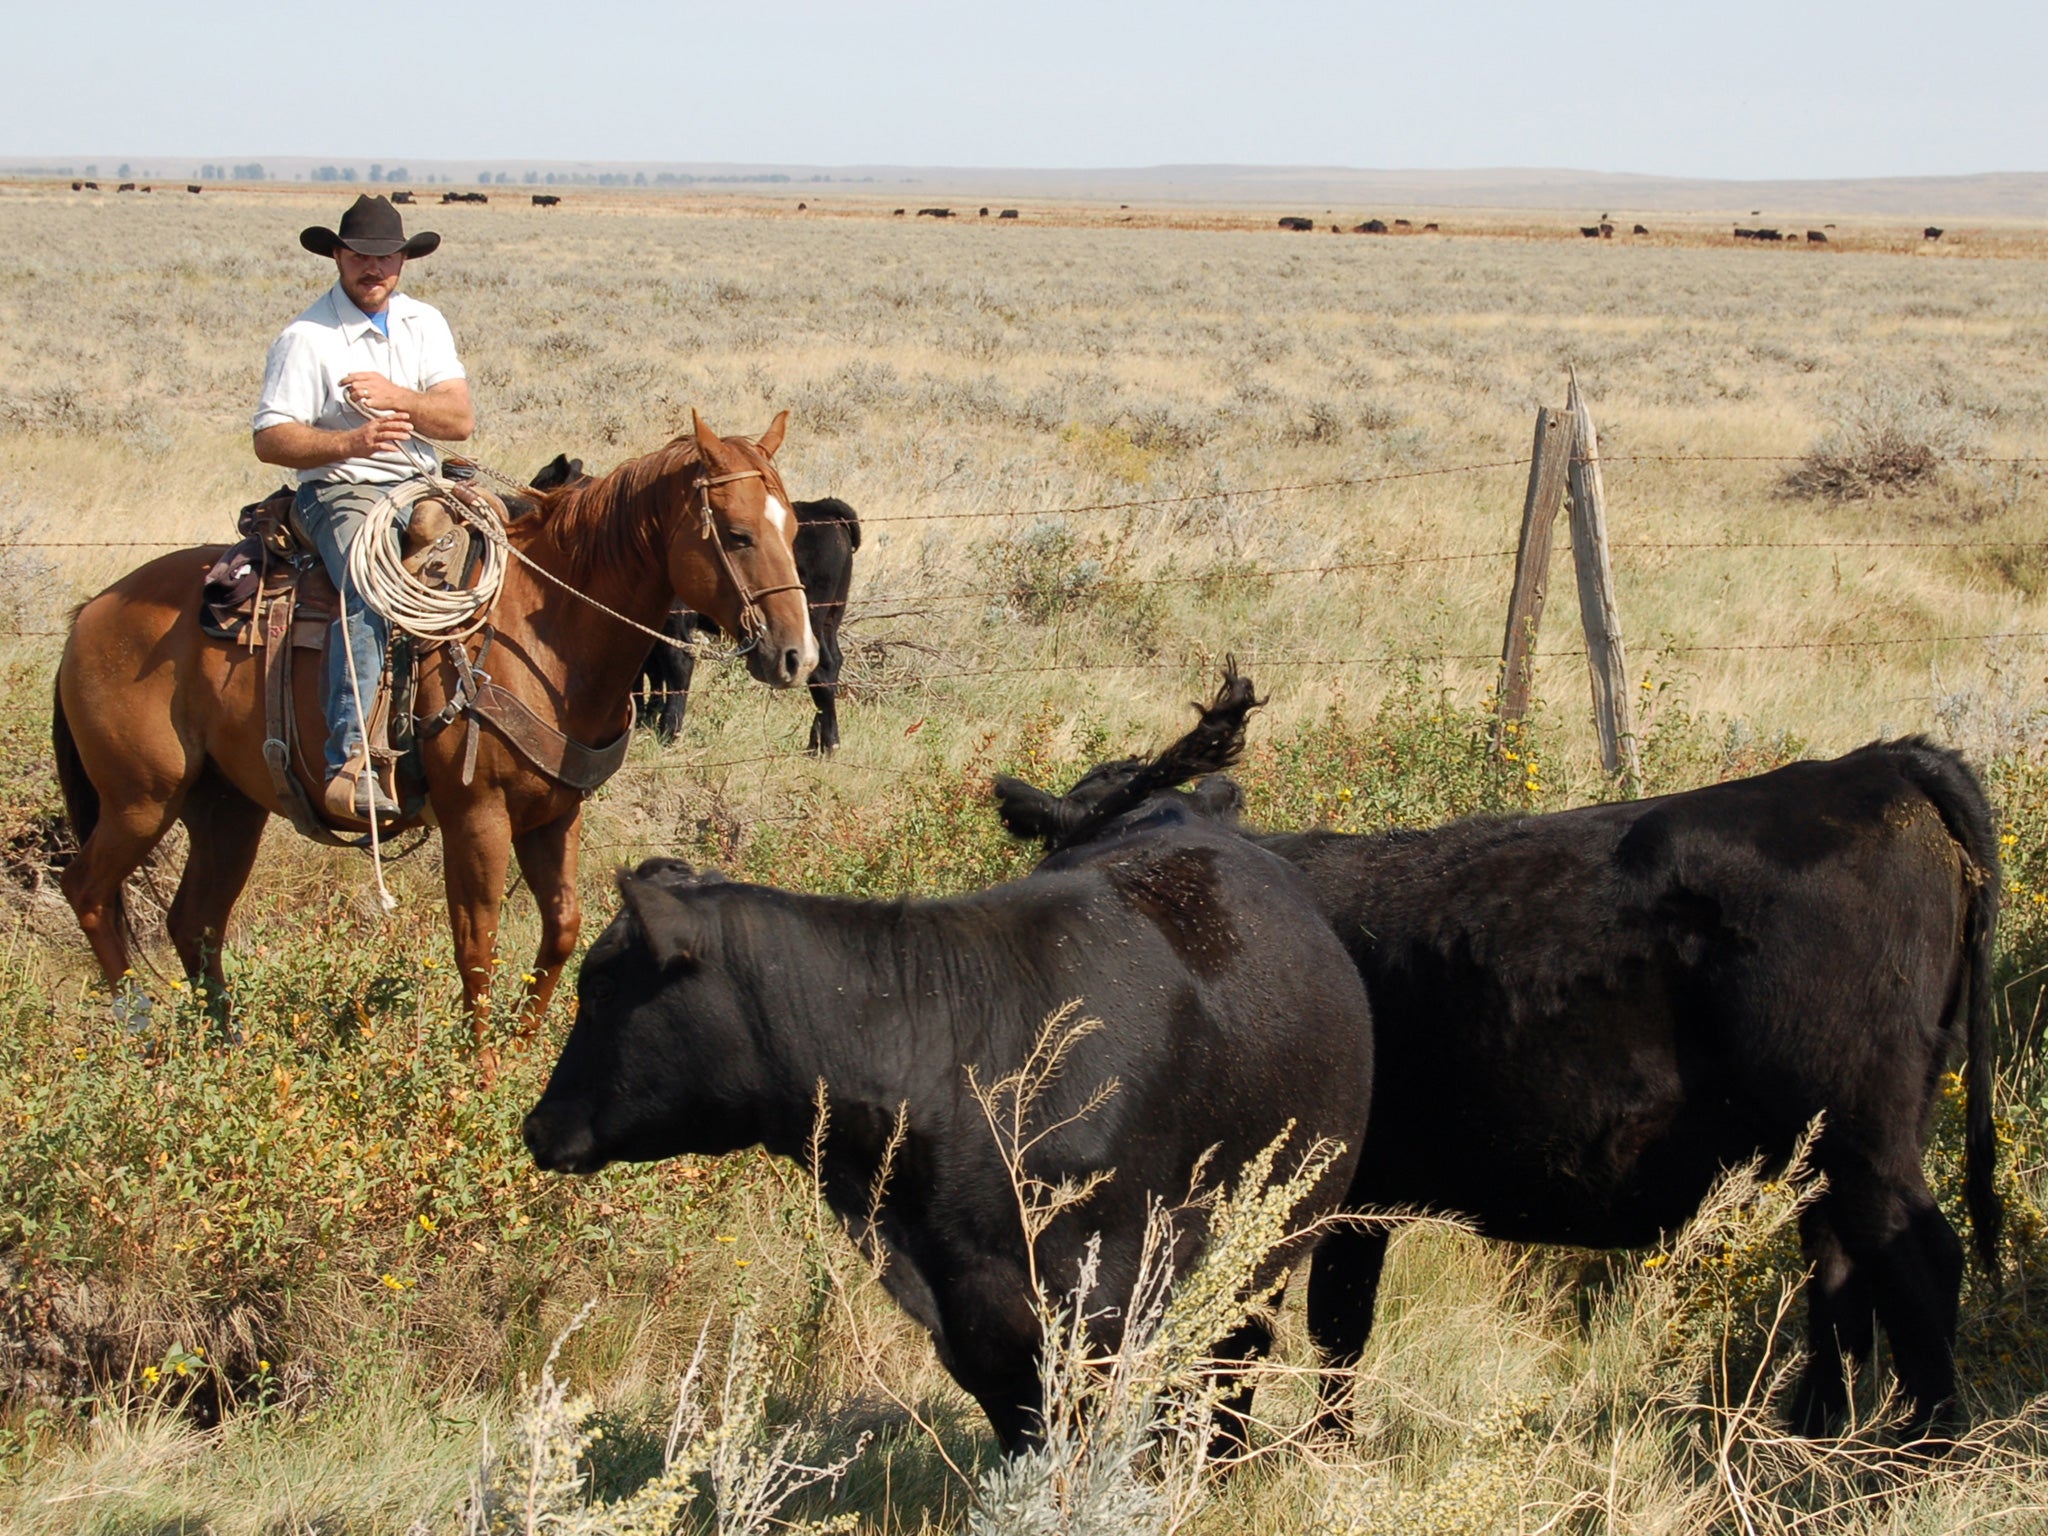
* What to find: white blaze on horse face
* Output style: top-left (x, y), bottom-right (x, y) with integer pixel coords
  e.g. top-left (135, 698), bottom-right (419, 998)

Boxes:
top-left (764, 493), bottom-right (818, 676)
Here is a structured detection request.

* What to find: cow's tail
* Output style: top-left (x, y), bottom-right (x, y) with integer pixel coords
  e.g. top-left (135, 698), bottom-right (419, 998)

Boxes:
top-left (1889, 736), bottom-right (2004, 1280)
top-left (1049, 658), bottom-right (1263, 853)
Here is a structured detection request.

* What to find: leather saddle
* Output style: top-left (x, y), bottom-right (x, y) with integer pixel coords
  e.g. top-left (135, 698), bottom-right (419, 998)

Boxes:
top-left (202, 483), bottom-right (492, 844)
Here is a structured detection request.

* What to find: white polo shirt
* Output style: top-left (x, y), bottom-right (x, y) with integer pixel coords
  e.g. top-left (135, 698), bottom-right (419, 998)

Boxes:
top-left (252, 285), bottom-right (467, 485)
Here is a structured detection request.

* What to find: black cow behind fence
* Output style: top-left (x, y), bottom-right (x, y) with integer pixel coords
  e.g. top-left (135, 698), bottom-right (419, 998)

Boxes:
top-left (526, 455), bottom-right (859, 753)
top-left (992, 676), bottom-right (2002, 1439)
top-left (523, 800), bottom-right (1376, 1452)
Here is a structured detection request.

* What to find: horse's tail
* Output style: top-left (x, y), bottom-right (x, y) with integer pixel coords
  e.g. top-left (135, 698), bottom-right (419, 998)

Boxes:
top-left (51, 668), bottom-right (100, 855)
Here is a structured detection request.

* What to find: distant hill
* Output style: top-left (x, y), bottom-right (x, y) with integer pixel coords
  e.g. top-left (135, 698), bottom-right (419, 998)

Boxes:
top-left (6, 158), bottom-right (2045, 218)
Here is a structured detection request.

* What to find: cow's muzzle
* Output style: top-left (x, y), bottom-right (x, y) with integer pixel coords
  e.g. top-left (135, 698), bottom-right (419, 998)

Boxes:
top-left (523, 1101), bottom-right (607, 1175)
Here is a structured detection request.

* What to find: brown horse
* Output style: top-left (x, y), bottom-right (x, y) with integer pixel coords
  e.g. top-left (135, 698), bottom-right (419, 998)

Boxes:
top-left (53, 412), bottom-right (816, 1038)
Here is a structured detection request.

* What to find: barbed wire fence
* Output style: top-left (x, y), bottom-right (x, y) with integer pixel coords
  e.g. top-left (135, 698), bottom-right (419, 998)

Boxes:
top-left (5, 405), bottom-right (2045, 791)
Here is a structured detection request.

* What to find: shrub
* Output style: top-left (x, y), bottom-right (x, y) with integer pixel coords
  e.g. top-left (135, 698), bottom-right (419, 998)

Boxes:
top-left (1785, 381), bottom-right (1975, 500)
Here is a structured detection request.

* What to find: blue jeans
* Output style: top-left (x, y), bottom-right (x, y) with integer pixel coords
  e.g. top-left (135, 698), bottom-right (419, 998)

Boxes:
top-left (294, 480), bottom-right (413, 776)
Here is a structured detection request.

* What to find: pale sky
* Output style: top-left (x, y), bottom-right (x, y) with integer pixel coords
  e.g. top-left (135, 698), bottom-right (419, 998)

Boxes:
top-left (6, 0), bottom-right (2042, 179)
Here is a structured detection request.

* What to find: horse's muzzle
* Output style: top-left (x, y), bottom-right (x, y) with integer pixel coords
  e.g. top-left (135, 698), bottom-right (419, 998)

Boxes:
top-left (745, 624), bottom-right (819, 688)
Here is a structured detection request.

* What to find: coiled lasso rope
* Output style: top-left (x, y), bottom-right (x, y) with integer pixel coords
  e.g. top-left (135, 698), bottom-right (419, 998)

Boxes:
top-left (345, 476), bottom-right (509, 643)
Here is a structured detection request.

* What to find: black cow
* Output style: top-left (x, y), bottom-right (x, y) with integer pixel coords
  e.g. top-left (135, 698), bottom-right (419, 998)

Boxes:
top-left (1278, 216), bottom-right (1315, 231)
top-left (187, 184), bottom-right (202, 194)
top-left (523, 810), bottom-right (1376, 1452)
top-left (1423, 222), bottom-right (1439, 231)
top-left (1580, 226), bottom-right (1602, 238)
top-left (532, 193), bottom-right (561, 207)
top-left (993, 688), bottom-right (2002, 1439)
top-left (117, 183), bottom-right (135, 192)
top-left (1926, 227), bottom-right (1945, 240)
top-left (1808, 230), bottom-right (1829, 243)
top-left (1734, 227), bottom-right (1756, 239)
top-left (526, 456), bottom-right (859, 753)
top-left (917, 207), bottom-right (953, 218)
top-left (1355, 219), bottom-right (1389, 234)
top-left (1633, 223), bottom-right (1650, 235)
top-left (999, 208), bottom-right (1019, 219)
top-left (392, 191), bottom-right (414, 204)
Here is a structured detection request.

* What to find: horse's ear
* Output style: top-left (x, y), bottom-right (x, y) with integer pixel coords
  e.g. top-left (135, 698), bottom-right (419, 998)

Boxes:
top-left (691, 409), bottom-right (723, 461)
top-left (756, 410), bottom-right (789, 459)
top-left (618, 874), bottom-right (703, 971)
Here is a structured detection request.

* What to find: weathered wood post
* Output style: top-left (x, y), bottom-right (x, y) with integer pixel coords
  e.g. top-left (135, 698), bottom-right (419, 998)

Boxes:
top-left (1565, 370), bottom-right (1642, 790)
top-left (1494, 406), bottom-right (1572, 750)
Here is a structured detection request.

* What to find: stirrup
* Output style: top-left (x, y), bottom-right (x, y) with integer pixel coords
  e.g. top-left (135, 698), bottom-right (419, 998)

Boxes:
top-left (324, 762), bottom-right (400, 826)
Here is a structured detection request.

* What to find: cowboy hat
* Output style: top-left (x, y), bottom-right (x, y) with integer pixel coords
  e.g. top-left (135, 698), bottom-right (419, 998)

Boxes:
top-left (300, 194), bottom-right (440, 259)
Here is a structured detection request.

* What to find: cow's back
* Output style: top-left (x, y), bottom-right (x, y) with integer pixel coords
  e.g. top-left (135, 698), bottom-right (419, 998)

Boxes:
top-left (963, 822), bottom-right (1374, 1301)
top-left (1278, 742), bottom-right (1981, 1244)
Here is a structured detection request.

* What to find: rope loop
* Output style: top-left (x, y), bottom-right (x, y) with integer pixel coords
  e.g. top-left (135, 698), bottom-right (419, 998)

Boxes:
top-left (346, 478), bottom-right (508, 642)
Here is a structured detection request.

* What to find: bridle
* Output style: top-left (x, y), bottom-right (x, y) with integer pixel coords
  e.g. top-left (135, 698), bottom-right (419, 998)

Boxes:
top-left (697, 467), bottom-right (806, 649)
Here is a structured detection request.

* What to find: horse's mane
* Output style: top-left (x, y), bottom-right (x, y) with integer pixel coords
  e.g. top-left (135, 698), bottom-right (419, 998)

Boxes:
top-left (521, 433), bottom-right (703, 585)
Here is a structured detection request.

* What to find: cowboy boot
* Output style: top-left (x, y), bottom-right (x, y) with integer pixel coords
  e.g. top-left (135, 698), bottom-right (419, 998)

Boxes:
top-left (324, 758), bottom-right (401, 825)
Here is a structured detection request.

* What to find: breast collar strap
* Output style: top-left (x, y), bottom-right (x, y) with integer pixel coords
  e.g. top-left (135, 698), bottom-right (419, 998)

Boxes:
top-left (697, 468), bottom-right (804, 644)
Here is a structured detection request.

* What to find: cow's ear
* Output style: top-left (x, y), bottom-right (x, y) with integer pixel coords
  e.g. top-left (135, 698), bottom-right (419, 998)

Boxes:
top-left (692, 409), bottom-right (723, 461)
top-left (618, 875), bottom-right (704, 971)
top-left (756, 409), bottom-right (789, 459)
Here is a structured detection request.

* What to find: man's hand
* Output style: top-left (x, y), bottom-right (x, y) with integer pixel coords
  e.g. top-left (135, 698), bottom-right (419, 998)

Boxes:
top-left (339, 371), bottom-right (409, 414)
top-left (350, 414), bottom-right (416, 456)
top-left (339, 373), bottom-right (473, 442)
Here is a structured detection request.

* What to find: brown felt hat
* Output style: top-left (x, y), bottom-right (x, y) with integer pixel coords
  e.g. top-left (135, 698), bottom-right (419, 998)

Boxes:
top-left (300, 194), bottom-right (440, 259)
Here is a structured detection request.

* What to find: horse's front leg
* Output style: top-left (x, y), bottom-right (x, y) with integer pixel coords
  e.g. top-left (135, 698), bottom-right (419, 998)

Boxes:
top-left (511, 807), bottom-right (583, 1037)
top-left (439, 801), bottom-right (515, 1047)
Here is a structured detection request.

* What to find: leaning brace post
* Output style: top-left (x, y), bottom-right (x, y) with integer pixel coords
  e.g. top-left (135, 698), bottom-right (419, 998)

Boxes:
top-left (1565, 370), bottom-right (1641, 790)
top-left (1494, 405), bottom-right (1572, 751)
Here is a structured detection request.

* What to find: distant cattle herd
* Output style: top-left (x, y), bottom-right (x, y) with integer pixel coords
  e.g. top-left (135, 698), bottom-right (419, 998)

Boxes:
top-left (41, 182), bottom-right (1965, 251)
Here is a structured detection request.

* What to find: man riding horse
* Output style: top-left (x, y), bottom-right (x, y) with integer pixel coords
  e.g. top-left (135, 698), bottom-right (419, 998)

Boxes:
top-left (252, 193), bottom-right (474, 825)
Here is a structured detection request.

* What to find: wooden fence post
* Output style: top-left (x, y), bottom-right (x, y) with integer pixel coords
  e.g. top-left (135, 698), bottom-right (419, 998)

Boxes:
top-left (1494, 406), bottom-right (1572, 749)
top-left (1565, 370), bottom-right (1642, 790)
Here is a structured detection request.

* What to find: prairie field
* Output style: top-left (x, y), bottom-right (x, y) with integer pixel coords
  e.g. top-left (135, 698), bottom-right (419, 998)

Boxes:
top-left (3, 182), bottom-right (2048, 1533)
